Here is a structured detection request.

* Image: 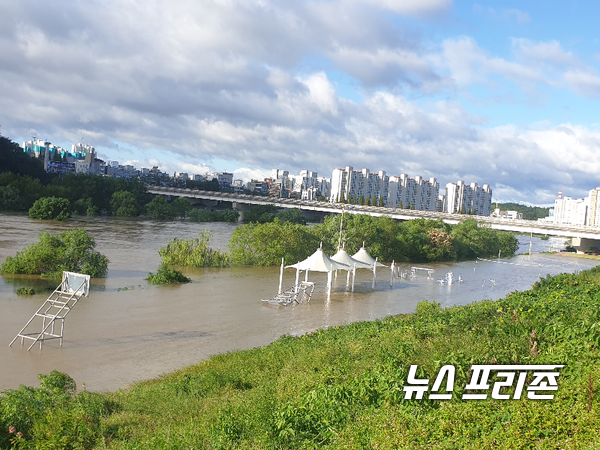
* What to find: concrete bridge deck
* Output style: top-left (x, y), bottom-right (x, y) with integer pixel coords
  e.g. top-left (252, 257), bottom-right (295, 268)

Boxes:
top-left (147, 186), bottom-right (600, 245)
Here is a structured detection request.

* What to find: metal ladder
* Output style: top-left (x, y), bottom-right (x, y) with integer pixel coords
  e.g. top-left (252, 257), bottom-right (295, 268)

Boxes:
top-left (9, 272), bottom-right (90, 351)
top-left (262, 281), bottom-right (315, 306)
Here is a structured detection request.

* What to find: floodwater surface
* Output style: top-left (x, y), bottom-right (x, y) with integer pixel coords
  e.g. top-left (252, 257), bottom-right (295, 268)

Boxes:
top-left (0, 213), bottom-right (596, 392)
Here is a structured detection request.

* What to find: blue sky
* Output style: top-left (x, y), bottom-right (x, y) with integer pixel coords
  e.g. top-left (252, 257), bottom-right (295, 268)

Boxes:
top-left (1, 0), bottom-right (599, 204)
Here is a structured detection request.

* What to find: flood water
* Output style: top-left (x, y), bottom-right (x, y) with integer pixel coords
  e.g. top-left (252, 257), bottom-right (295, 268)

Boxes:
top-left (0, 213), bottom-right (597, 392)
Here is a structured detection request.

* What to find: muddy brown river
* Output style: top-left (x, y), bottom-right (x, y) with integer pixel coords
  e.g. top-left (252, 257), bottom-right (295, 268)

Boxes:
top-left (0, 213), bottom-right (596, 392)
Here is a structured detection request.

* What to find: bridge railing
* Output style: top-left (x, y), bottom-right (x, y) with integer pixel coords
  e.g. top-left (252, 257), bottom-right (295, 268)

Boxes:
top-left (146, 186), bottom-right (600, 235)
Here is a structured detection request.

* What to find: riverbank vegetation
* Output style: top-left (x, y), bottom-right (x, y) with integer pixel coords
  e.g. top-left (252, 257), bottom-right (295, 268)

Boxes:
top-left (15, 287), bottom-right (36, 295)
top-left (0, 229), bottom-right (109, 278)
top-left (27, 196), bottom-right (71, 221)
top-left (190, 208), bottom-right (239, 223)
top-left (229, 215), bottom-right (519, 266)
top-left (2, 267), bottom-right (600, 448)
top-left (158, 230), bottom-right (231, 268)
top-left (146, 265), bottom-right (191, 285)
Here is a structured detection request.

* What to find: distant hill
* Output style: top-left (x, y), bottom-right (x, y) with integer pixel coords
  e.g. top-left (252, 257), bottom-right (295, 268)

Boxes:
top-left (498, 202), bottom-right (550, 220)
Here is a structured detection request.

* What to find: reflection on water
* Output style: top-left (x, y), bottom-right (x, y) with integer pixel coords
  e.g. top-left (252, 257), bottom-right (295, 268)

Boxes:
top-left (0, 213), bottom-right (597, 392)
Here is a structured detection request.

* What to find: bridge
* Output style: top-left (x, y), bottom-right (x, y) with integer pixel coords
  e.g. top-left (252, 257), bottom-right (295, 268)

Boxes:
top-left (147, 186), bottom-right (600, 252)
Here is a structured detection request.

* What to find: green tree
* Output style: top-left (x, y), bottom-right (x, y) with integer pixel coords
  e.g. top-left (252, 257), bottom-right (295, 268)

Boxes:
top-left (28, 197), bottom-right (71, 221)
top-left (229, 220), bottom-right (320, 266)
top-left (171, 197), bottom-right (192, 219)
top-left (276, 208), bottom-right (305, 224)
top-left (244, 205), bottom-right (279, 223)
top-left (110, 191), bottom-right (140, 217)
top-left (0, 136), bottom-right (50, 181)
top-left (378, 196), bottom-right (384, 207)
top-left (72, 197), bottom-right (98, 216)
top-left (1, 229), bottom-right (109, 278)
top-left (314, 214), bottom-right (400, 262)
top-left (395, 218), bottom-right (452, 262)
top-left (451, 219), bottom-right (518, 260)
top-left (144, 196), bottom-right (175, 220)
top-left (398, 200), bottom-right (403, 209)
top-left (0, 185), bottom-right (22, 210)
top-left (359, 194), bottom-right (365, 205)
top-left (339, 192), bottom-right (346, 203)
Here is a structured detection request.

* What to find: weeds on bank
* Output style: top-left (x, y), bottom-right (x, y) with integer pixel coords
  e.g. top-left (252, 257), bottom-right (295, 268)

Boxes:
top-left (3, 267), bottom-right (600, 448)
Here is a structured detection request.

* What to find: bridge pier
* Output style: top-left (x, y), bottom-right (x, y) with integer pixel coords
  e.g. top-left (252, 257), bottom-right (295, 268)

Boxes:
top-left (232, 202), bottom-right (253, 223)
top-left (194, 199), bottom-right (218, 210)
top-left (571, 237), bottom-right (600, 254)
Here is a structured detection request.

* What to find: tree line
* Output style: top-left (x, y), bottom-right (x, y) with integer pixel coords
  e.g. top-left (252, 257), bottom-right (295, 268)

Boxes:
top-left (229, 214), bottom-right (519, 265)
top-left (0, 135), bottom-right (228, 220)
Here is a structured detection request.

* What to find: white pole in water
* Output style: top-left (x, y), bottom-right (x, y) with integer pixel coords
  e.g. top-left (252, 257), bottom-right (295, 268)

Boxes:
top-left (346, 268), bottom-right (351, 286)
top-left (327, 270), bottom-right (332, 295)
top-left (529, 231), bottom-right (533, 261)
top-left (278, 257), bottom-right (284, 294)
top-left (295, 265), bottom-right (300, 293)
top-left (372, 259), bottom-right (377, 289)
top-left (352, 263), bottom-right (356, 292)
top-left (390, 260), bottom-right (395, 287)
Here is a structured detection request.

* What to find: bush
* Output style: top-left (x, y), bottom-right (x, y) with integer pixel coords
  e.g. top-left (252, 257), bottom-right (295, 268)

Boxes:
top-left (1, 228), bottom-right (109, 278)
top-left (159, 230), bottom-right (231, 268)
top-left (28, 196), bottom-right (71, 221)
top-left (16, 287), bottom-right (35, 295)
top-left (0, 371), bottom-right (76, 446)
top-left (146, 265), bottom-right (191, 284)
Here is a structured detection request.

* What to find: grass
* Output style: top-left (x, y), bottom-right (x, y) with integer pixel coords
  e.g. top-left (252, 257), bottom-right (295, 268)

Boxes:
top-left (2, 268), bottom-right (600, 448)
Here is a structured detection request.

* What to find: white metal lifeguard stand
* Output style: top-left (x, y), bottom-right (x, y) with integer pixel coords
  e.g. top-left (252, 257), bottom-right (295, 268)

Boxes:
top-left (9, 271), bottom-right (91, 351)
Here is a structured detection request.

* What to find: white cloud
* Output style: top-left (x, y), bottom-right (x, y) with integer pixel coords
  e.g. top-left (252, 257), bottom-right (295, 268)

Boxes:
top-left (2, 0), bottom-right (600, 205)
top-left (565, 70), bottom-right (600, 98)
top-left (512, 39), bottom-right (580, 67)
top-left (232, 167), bottom-right (272, 183)
top-left (439, 36), bottom-right (542, 89)
top-left (361, 0), bottom-right (452, 17)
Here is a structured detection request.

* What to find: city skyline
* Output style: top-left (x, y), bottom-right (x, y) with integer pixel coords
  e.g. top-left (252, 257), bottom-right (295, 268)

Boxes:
top-left (1, 1), bottom-right (599, 205)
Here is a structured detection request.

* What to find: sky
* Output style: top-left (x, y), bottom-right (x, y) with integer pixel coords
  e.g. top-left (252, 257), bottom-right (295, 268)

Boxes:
top-left (1, 0), bottom-right (600, 205)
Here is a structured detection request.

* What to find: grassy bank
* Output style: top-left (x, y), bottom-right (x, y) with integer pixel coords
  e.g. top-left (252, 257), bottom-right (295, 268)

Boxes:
top-left (2, 268), bottom-right (600, 448)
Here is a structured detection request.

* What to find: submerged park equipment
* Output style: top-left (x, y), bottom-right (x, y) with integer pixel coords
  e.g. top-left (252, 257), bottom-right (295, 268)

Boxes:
top-left (10, 271), bottom-right (90, 350)
top-left (263, 244), bottom-right (398, 306)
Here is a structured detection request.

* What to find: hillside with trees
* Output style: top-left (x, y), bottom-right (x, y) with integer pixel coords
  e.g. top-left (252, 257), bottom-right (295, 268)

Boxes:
top-left (498, 202), bottom-right (550, 220)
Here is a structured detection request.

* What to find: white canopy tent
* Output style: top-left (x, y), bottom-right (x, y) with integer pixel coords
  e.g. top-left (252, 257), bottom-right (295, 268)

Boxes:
top-left (283, 246), bottom-right (349, 296)
top-left (331, 248), bottom-right (372, 292)
top-left (351, 244), bottom-right (396, 288)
